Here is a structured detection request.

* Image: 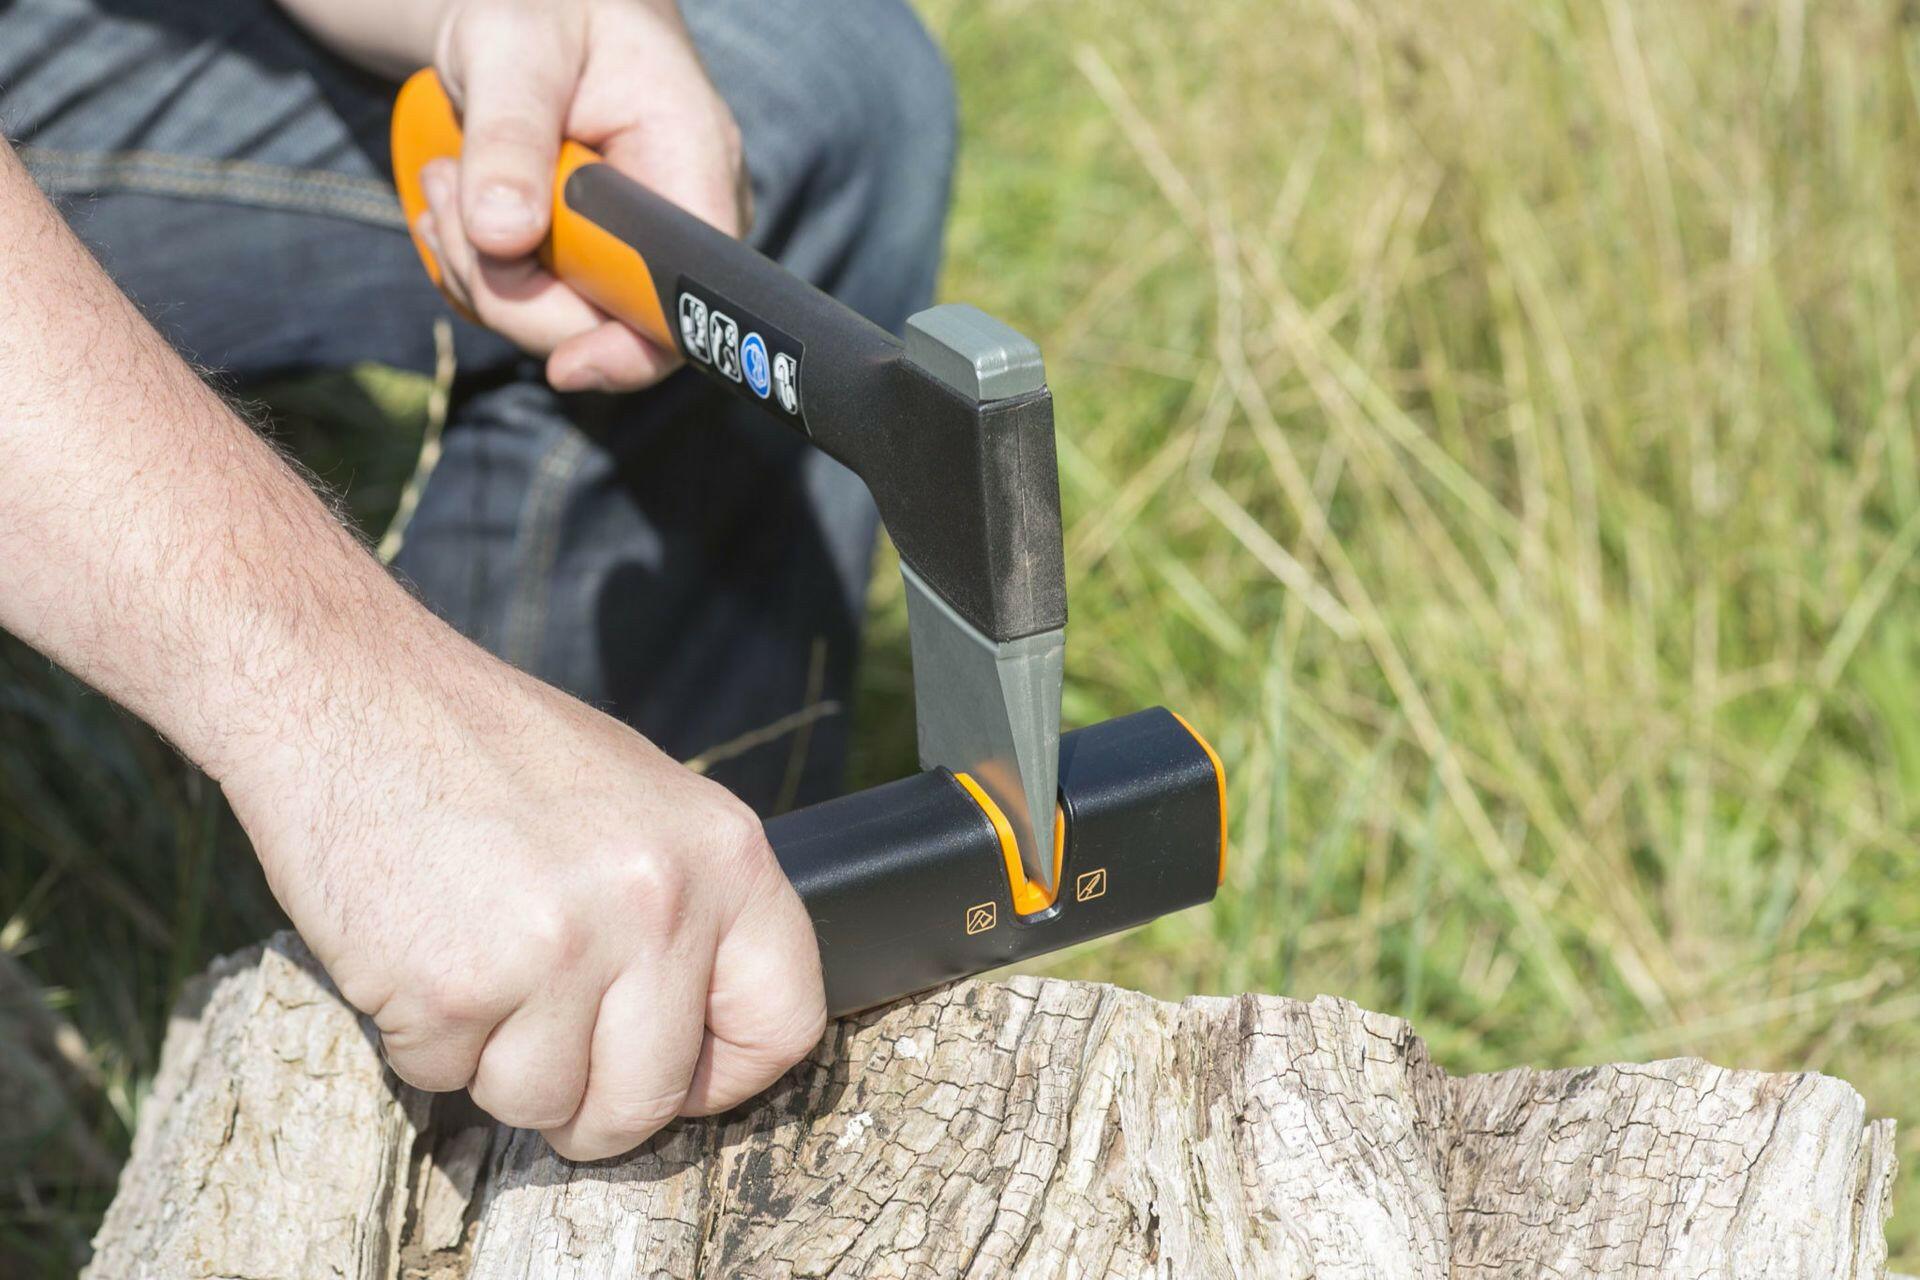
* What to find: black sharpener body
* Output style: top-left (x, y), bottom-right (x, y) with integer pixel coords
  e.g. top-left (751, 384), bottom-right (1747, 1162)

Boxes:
top-left (766, 707), bottom-right (1223, 1016)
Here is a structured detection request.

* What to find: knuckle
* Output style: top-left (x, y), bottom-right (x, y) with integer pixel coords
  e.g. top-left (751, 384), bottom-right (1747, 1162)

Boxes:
top-left (413, 966), bottom-right (495, 1027)
top-left (710, 801), bottom-right (774, 874)
top-left (614, 853), bottom-right (691, 934)
top-left (513, 902), bottom-right (587, 972)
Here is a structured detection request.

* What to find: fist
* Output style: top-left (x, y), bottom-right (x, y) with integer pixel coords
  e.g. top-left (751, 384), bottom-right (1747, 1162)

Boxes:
top-left (415, 0), bottom-right (751, 393)
top-left (228, 666), bottom-right (825, 1161)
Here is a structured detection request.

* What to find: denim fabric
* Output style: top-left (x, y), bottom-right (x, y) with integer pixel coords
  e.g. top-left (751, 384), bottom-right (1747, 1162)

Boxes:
top-left (0, 0), bottom-right (957, 811)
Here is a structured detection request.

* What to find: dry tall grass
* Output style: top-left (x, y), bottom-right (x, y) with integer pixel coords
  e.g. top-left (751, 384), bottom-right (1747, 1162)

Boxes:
top-left (898, 0), bottom-right (1920, 1258)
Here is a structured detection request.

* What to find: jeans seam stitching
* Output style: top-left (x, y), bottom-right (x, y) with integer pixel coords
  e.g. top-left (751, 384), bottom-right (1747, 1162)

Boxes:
top-left (503, 430), bottom-right (592, 671)
top-left (20, 147), bottom-right (405, 227)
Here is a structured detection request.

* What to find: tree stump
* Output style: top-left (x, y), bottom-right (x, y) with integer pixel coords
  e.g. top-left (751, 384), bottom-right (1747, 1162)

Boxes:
top-left (85, 933), bottom-right (1896, 1278)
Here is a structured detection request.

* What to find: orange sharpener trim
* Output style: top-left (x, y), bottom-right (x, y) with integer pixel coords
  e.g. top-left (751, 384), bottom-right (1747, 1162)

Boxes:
top-left (1169, 712), bottom-right (1229, 884)
top-left (954, 773), bottom-right (1064, 917)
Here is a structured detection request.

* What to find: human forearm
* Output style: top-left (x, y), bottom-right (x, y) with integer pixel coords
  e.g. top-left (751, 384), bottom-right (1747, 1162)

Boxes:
top-left (271, 0), bottom-right (450, 78)
top-left (0, 141), bottom-right (474, 784)
top-left (0, 9), bottom-right (824, 1163)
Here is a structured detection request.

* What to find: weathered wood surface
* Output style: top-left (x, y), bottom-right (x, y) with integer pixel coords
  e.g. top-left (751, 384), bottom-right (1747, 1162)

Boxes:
top-left (86, 933), bottom-right (1896, 1278)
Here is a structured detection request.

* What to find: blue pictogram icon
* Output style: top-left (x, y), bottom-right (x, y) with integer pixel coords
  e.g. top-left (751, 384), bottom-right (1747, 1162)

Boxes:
top-left (741, 332), bottom-right (771, 399)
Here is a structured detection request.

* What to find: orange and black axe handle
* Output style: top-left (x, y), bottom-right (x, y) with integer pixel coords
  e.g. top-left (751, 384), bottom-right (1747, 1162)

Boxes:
top-left (392, 69), bottom-right (1065, 649)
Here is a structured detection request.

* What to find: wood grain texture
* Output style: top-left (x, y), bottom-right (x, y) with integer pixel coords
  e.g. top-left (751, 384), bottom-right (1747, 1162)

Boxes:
top-left (85, 934), bottom-right (1896, 1278)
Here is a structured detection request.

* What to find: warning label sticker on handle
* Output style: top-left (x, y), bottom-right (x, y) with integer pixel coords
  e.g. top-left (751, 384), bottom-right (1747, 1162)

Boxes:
top-left (674, 279), bottom-right (806, 430)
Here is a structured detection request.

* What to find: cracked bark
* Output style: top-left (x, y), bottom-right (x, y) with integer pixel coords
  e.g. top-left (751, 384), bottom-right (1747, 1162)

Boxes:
top-left (84, 934), bottom-right (1896, 1279)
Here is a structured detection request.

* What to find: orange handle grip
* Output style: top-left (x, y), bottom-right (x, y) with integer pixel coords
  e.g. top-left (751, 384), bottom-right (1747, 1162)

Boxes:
top-left (390, 69), bottom-right (672, 347)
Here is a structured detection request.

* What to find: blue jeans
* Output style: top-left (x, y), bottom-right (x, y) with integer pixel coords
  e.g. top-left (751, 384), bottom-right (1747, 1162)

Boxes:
top-left (0, 0), bottom-right (957, 811)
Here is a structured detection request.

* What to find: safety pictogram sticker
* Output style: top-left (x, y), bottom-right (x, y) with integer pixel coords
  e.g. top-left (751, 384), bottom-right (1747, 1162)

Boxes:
top-left (677, 293), bottom-right (710, 363)
top-left (964, 902), bottom-right (998, 935)
top-left (741, 332), bottom-right (771, 398)
top-left (772, 351), bottom-right (799, 414)
top-left (1075, 869), bottom-right (1107, 902)
top-left (708, 310), bottom-right (742, 382)
top-left (674, 278), bottom-right (808, 429)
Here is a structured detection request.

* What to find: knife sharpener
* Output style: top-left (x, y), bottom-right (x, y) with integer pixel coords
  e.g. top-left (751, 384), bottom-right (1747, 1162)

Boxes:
top-left (769, 707), bottom-right (1225, 1015)
top-left (391, 72), bottom-right (1229, 1016)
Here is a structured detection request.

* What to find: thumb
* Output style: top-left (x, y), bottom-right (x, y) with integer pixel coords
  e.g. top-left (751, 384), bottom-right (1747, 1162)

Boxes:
top-left (439, 15), bottom-right (579, 258)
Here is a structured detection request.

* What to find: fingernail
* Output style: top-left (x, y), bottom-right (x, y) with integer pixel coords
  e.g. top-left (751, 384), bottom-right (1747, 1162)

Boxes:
top-left (422, 165), bottom-right (454, 211)
top-left (473, 183), bottom-right (538, 240)
top-left (416, 215), bottom-right (443, 259)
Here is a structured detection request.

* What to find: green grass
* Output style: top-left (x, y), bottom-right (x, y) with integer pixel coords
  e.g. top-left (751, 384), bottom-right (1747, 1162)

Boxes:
top-left (8, 0), bottom-right (1920, 1267)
